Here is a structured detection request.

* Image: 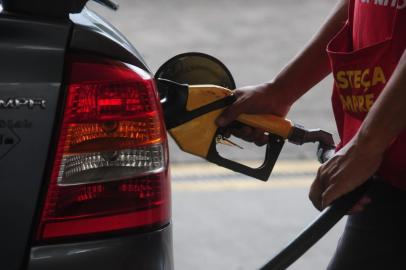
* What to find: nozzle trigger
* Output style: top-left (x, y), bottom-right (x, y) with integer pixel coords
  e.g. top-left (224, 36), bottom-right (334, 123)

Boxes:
top-left (215, 135), bottom-right (244, 149)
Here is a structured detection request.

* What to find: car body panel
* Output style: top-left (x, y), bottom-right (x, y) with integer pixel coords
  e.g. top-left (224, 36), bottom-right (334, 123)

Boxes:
top-left (2, 0), bottom-right (87, 18)
top-left (0, 13), bottom-right (71, 270)
top-left (28, 225), bottom-right (174, 270)
top-left (0, 5), bottom-right (173, 270)
top-left (69, 8), bottom-right (149, 71)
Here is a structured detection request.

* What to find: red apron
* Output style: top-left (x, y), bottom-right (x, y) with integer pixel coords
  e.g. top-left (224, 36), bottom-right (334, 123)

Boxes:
top-left (327, 0), bottom-right (406, 189)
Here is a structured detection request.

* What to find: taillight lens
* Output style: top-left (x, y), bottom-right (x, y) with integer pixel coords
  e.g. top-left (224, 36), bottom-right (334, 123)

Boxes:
top-left (36, 56), bottom-right (170, 241)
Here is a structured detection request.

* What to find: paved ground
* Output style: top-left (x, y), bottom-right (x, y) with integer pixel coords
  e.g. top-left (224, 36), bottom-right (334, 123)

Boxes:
top-left (171, 161), bottom-right (345, 270)
top-left (89, 1), bottom-right (345, 269)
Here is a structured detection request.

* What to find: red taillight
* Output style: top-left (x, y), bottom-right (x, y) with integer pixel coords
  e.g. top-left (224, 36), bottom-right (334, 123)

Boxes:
top-left (36, 56), bottom-right (170, 241)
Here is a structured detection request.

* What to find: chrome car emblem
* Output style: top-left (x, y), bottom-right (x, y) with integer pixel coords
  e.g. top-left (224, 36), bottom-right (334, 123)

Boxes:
top-left (0, 98), bottom-right (46, 109)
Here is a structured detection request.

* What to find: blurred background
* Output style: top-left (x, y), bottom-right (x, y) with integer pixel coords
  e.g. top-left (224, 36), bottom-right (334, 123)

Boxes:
top-left (90, 1), bottom-right (344, 269)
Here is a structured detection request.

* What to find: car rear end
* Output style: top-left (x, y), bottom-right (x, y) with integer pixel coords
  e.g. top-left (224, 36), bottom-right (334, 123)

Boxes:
top-left (0, 1), bottom-right (173, 269)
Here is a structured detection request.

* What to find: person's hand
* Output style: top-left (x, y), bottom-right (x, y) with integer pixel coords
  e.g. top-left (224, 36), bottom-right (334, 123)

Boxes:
top-left (215, 82), bottom-right (291, 145)
top-left (309, 135), bottom-right (383, 212)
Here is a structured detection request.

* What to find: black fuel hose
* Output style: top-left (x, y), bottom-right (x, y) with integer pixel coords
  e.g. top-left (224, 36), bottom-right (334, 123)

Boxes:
top-left (259, 180), bottom-right (371, 270)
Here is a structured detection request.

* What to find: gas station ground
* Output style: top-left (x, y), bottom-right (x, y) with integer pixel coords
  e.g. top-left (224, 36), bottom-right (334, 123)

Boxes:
top-left (90, 0), bottom-right (343, 269)
top-left (170, 160), bottom-right (345, 270)
top-left (171, 160), bottom-right (318, 192)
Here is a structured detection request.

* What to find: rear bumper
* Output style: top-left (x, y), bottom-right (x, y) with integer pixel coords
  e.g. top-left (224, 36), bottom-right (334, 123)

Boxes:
top-left (27, 224), bottom-right (174, 270)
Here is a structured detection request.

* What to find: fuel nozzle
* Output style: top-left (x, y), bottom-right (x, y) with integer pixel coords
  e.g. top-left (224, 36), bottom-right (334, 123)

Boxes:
top-left (288, 125), bottom-right (336, 163)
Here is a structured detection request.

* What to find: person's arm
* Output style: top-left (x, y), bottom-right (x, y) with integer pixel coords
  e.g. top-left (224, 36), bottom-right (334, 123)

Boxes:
top-left (216, 0), bottom-right (348, 134)
top-left (309, 49), bottom-right (406, 210)
top-left (270, 0), bottom-right (348, 106)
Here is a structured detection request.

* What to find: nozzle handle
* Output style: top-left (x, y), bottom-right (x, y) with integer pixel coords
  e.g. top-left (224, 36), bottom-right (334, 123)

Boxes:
top-left (237, 114), bottom-right (294, 139)
top-left (207, 129), bottom-right (284, 181)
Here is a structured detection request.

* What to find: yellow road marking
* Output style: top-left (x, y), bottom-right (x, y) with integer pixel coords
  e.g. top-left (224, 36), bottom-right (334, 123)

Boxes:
top-left (172, 177), bottom-right (313, 192)
top-left (171, 160), bottom-right (319, 178)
